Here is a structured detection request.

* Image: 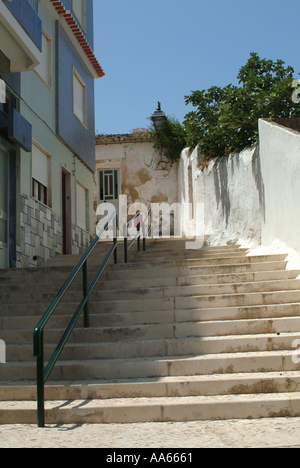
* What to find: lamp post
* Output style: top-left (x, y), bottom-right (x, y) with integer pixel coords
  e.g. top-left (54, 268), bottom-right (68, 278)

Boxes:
top-left (151, 102), bottom-right (167, 130)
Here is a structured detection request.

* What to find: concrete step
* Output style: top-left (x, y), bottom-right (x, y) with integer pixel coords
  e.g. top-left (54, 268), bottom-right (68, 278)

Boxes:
top-left (1, 269), bottom-right (299, 295)
top-left (1, 292), bottom-right (300, 322)
top-left (1, 371), bottom-right (300, 401)
top-left (2, 278), bottom-right (300, 306)
top-left (53, 290), bottom-right (300, 316)
top-left (2, 349), bottom-right (300, 382)
top-left (41, 253), bottom-right (288, 270)
top-left (2, 277), bottom-right (300, 306)
top-left (3, 289), bottom-right (300, 321)
top-left (3, 391), bottom-right (300, 425)
top-left (2, 302), bottom-right (300, 332)
top-left (4, 331), bottom-right (300, 365)
top-left (0, 259), bottom-right (288, 286)
top-left (3, 316), bottom-right (300, 346)
top-left (1, 237), bottom-right (299, 426)
top-left (45, 249), bottom-right (249, 266)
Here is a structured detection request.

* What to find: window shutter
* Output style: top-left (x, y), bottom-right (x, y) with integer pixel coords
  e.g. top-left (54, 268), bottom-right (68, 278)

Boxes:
top-left (99, 170), bottom-right (104, 201)
top-left (76, 182), bottom-right (87, 231)
top-left (32, 144), bottom-right (49, 188)
top-left (73, 0), bottom-right (86, 32)
top-left (114, 170), bottom-right (119, 200)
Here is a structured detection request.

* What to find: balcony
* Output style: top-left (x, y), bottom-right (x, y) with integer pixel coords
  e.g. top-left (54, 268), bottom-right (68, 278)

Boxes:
top-left (0, 0), bottom-right (42, 72)
top-left (28, 0), bottom-right (39, 14)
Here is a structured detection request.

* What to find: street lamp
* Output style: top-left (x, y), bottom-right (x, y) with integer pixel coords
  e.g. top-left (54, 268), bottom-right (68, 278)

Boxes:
top-left (151, 102), bottom-right (167, 130)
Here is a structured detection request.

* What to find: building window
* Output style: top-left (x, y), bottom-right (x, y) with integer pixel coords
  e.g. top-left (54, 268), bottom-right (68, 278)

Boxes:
top-left (72, 0), bottom-right (86, 32)
top-left (35, 29), bottom-right (52, 88)
top-left (32, 143), bottom-right (50, 206)
top-left (0, 84), bottom-right (20, 117)
top-left (76, 181), bottom-right (88, 231)
top-left (73, 68), bottom-right (87, 128)
top-left (99, 170), bottom-right (119, 202)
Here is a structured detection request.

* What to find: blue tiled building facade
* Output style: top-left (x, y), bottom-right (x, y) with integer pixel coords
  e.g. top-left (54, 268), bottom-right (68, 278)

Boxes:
top-left (0, 0), bottom-right (104, 269)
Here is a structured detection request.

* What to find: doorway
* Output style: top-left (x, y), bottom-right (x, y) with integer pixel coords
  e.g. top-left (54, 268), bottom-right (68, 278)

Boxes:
top-left (62, 169), bottom-right (72, 255)
top-left (99, 169), bottom-right (119, 216)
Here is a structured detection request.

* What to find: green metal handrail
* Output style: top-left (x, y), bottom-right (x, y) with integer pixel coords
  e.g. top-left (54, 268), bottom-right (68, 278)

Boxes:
top-left (124, 211), bottom-right (141, 263)
top-left (142, 208), bottom-right (153, 252)
top-left (33, 210), bottom-right (117, 428)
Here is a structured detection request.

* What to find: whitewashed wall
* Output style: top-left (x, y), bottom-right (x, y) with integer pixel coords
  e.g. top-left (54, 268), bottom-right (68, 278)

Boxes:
top-left (178, 144), bottom-right (263, 246)
top-left (259, 119), bottom-right (300, 255)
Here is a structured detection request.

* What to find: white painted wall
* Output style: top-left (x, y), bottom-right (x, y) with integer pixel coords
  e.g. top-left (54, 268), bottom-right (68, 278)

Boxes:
top-left (178, 144), bottom-right (262, 246)
top-left (259, 119), bottom-right (300, 255)
top-left (178, 118), bottom-right (300, 269)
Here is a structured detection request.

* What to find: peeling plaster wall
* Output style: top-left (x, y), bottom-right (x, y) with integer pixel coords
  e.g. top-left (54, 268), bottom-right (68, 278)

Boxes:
top-left (95, 140), bottom-right (178, 209)
top-left (179, 144), bottom-right (263, 246)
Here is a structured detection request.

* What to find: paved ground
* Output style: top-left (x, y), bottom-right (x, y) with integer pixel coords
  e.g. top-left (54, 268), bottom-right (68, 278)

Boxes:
top-left (0, 418), bottom-right (300, 448)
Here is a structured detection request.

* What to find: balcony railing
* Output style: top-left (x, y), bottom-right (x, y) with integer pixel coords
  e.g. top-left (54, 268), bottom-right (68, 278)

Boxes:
top-left (2, 0), bottom-right (42, 52)
top-left (27, 0), bottom-right (39, 14)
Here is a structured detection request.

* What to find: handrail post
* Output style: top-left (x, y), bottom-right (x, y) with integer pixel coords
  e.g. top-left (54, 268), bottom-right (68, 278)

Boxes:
top-left (124, 236), bottom-right (128, 263)
top-left (137, 213), bottom-right (141, 252)
top-left (36, 330), bottom-right (45, 428)
top-left (83, 260), bottom-right (89, 328)
top-left (113, 218), bottom-right (118, 265)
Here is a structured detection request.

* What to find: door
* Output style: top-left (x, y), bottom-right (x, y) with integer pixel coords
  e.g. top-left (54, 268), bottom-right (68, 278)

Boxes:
top-left (0, 145), bottom-right (8, 268)
top-left (99, 169), bottom-right (119, 216)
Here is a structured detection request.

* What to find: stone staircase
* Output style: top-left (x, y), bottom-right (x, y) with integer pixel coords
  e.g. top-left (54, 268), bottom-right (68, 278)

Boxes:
top-left (1, 239), bottom-right (300, 424)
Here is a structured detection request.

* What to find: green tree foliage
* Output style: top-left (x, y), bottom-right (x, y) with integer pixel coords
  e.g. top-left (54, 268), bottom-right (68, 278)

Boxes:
top-left (184, 52), bottom-right (300, 159)
top-left (148, 115), bottom-right (187, 164)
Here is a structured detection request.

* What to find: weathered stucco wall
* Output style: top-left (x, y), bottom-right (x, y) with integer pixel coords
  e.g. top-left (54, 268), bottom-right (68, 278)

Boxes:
top-left (178, 144), bottom-right (263, 246)
top-left (95, 138), bottom-right (178, 208)
top-left (259, 119), bottom-right (300, 255)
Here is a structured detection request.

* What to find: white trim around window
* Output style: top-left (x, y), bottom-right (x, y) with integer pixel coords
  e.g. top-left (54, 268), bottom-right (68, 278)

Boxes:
top-left (35, 28), bottom-right (52, 89)
top-left (76, 180), bottom-right (89, 232)
top-left (73, 67), bottom-right (87, 128)
top-left (31, 141), bottom-right (52, 208)
top-left (72, 0), bottom-right (87, 32)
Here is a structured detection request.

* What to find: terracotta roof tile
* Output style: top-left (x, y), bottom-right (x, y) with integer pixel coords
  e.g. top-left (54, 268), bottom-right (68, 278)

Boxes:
top-left (49, 0), bottom-right (104, 78)
top-left (95, 132), bottom-right (151, 144)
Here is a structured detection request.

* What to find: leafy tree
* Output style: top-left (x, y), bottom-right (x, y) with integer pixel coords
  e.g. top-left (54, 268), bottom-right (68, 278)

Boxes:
top-left (148, 115), bottom-right (187, 164)
top-left (184, 52), bottom-right (300, 159)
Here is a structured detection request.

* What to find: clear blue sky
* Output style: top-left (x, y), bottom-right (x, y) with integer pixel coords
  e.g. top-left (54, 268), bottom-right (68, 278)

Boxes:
top-left (93, 0), bottom-right (300, 135)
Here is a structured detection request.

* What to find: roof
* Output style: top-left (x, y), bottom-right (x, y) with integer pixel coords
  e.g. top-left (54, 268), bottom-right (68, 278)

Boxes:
top-left (271, 118), bottom-right (300, 134)
top-left (95, 132), bottom-right (152, 145)
top-left (49, 0), bottom-right (104, 78)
